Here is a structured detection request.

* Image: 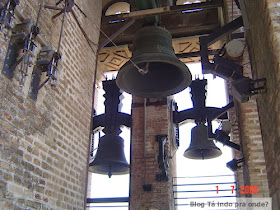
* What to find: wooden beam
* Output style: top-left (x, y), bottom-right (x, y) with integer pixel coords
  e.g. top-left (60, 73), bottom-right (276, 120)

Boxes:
top-left (101, 0), bottom-right (223, 23)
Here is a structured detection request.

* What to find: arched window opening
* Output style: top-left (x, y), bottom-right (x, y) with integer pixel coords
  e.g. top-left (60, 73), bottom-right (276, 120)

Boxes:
top-left (105, 2), bottom-right (130, 16)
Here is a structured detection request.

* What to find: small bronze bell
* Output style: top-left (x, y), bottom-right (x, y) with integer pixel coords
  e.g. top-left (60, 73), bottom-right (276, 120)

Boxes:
top-left (184, 124), bottom-right (222, 159)
top-left (89, 134), bottom-right (129, 178)
top-left (116, 26), bottom-right (192, 98)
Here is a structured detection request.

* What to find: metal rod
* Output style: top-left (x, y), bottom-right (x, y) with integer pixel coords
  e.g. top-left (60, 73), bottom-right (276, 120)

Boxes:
top-left (84, 48), bottom-right (100, 207)
top-left (44, 5), bottom-right (64, 11)
top-left (87, 197), bottom-right (129, 203)
top-left (99, 26), bottom-right (143, 73)
top-left (174, 189), bottom-right (236, 193)
top-left (70, 10), bottom-right (98, 53)
top-left (86, 205), bottom-right (128, 208)
top-left (175, 195), bottom-right (236, 199)
top-left (176, 50), bottom-right (216, 58)
top-left (52, 10), bottom-right (64, 19)
top-left (74, 3), bottom-right (87, 17)
top-left (173, 174), bottom-right (235, 179)
top-left (35, 0), bottom-right (44, 27)
top-left (57, 3), bottom-right (67, 54)
top-left (37, 77), bottom-right (50, 90)
top-left (56, 0), bottom-right (63, 6)
top-left (98, 18), bottom-right (135, 50)
top-left (174, 182), bottom-right (236, 186)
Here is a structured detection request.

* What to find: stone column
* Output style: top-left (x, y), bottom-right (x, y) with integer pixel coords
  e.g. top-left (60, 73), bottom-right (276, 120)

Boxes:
top-left (129, 97), bottom-right (177, 210)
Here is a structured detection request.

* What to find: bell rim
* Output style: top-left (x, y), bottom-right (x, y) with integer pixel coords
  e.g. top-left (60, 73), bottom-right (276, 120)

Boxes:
top-left (183, 147), bottom-right (222, 160)
top-left (88, 162), bottom-right (130, 175)
top-left (116, 53), bottom-right (192, 98)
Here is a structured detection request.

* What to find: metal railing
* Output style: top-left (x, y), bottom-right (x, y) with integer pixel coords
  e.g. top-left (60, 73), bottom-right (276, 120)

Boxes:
top-left (173, 174), bottom-right (237, 209)
top-left (86, 197), bottom-right (129, 209)
top-left (87, 175), bottom-right (237, 209)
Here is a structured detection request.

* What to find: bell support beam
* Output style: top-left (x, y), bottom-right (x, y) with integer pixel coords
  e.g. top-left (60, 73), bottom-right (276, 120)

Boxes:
top-left (92, 79), bottom-right (132, 134)
top-left (101, 0), bottom-right (223, 23)
top-left (92, 113), bottom-right (131, 131)
top-left (173, 79), bottom-right (233, 125)
top-left (176, 50), bottom-right (216, 59)
top-left (174, 106), bottom-right (232, 125)
top-left (207, 102), bottom-right (234, 121)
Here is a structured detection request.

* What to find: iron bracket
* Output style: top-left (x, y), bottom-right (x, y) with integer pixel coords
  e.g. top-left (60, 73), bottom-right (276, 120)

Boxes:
top-left (0, 0), bottom-right (19, 34)
top-left (199, 16), bottom-right (266, 102)
top-left (199, 16), bottom-right (244, 76)
top-left (230, 77), bottom-right (267, 103)
top-left (172, 101), bottom-right (180, 149)
top-left (155, 134), bottom-right (169, 182)
top-left (214, 130), bottom-right (241, 151)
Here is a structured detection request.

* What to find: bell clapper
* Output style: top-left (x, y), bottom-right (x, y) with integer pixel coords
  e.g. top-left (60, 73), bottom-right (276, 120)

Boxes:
top-left (108, 166), bottom-right (112, 178)
top-left (200, 149), bottom-right (205, 160)
top-left (138, 62), bottom-right (149, 75)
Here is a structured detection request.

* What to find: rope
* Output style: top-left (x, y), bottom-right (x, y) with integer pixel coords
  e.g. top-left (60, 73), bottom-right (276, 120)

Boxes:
top-left (73, 2), bottom-right (144, 73)
top-left (57, 2), bottom-right (67, 53)
top-left (231, 0), bottom-right (233, 21)
top-left (99, 27), bottom-right (144, 73)
top-left (35, 0), bottom-right (44, 27)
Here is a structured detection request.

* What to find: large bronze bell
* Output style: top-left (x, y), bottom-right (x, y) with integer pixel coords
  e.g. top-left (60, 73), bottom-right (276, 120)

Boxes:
top-left (116, 26), bottom-right (192, 98)
top-left (184, 124), bottom-right (222, 159)
top-left (89, 134), bottom-right (129, 178)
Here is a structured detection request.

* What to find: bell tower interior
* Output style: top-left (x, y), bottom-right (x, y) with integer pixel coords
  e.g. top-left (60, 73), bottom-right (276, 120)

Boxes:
top-left (0, 0), bottom-right (280, 209)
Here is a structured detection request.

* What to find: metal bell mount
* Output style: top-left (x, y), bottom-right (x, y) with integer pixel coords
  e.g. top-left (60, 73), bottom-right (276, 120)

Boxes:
top-left (173, 79), bottom-right (235, 159)
top-left (89, 79), bottom-right (131, 178)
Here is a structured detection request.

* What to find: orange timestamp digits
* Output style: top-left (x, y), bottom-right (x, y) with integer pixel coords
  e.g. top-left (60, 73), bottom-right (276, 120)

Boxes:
top-left (216, 185), bottom-right (235, 194)
top-left (240, 185), bottom-right (258, 194)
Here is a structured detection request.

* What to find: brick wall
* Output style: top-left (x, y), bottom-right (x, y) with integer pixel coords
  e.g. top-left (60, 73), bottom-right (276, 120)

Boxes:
top-left (235, 48), bottom-right (270, 197)
top-left (224, 0), bottom-right (270, 198)
top-left (0, 0), bottom-right (102, 209)
top-left (130, 97), bottom-right (176, 210)
top-left (243, 0), bottom-right (280, 208)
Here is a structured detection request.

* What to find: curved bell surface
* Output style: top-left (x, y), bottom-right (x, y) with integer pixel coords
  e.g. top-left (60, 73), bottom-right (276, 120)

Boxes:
top-left (89, 134), bottom-right (129, 177)
top-left (116, 26), bottom-right (192, 98)
top-left (184, 124), bottom-right (222, 159)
